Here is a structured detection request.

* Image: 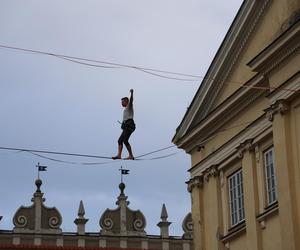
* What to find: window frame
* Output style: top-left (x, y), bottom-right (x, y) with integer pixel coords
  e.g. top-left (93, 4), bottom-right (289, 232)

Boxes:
top-left (228, 168), bottom-right (245, 227)
top-left (263, 146), bottom-right (277, 206)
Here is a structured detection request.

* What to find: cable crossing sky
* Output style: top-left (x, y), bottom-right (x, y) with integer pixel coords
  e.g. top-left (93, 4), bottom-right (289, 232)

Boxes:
top-left (1, 43), bottom-right (299, 92)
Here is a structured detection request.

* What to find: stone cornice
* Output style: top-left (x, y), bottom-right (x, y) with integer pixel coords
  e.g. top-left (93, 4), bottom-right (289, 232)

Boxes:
top-left (267, 71), bottom-right (300, 104)
top-left (248, 20), bottom-right (300, 75)
top-left (176, 74), bottom-right (267, 152)
top-left (189, 115), bottom-right (272, 177)
top-left (173, 0), bottom-right (271, 145)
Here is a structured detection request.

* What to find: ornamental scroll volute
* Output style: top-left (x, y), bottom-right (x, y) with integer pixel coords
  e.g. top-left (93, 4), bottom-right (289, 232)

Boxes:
top-left (13, 179), bottom-right (62, 233)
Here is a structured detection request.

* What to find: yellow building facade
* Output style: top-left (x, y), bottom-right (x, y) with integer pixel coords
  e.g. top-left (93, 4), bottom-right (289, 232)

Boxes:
top-left (173, 1), bottom-right (300, 250)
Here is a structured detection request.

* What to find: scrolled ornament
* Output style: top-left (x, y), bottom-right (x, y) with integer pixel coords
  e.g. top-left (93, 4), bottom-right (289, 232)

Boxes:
top-left (15, 215), bottom-right (28, 227)
top-left (49, 216), bottom-right (60, 228)
top-left (133, 219), bottom-right (145, 231)
top-left (102, 218), bottom-right (114, 230)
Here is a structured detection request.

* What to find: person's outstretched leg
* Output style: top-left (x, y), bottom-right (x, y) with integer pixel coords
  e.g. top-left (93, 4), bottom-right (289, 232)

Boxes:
top-left (123, 129), bottom-right (134, 160)
top-left (112, 133), bottom-right (124, 159)
top-left (125, 143), bottom-right (134, 160)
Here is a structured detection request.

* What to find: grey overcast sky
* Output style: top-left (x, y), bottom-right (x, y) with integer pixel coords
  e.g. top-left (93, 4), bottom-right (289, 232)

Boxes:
top-left (0, 0), bottom-right (243, 235)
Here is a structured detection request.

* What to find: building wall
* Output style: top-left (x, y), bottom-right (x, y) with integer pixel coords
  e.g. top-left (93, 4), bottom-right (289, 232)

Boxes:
top-left (180, 1), bottom-right (300, 250)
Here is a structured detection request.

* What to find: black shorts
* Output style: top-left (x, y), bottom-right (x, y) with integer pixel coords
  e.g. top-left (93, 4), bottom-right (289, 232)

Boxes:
top-left (118, 119), bottom-right (135, 145)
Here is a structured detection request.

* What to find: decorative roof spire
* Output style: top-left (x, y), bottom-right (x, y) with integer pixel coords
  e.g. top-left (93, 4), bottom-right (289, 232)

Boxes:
top-left (157, 204), bottom-right (171, 238)
top-left (160, 203), bottom-right (168, 221)
top-left (74, 200), bottom-right (88, 235)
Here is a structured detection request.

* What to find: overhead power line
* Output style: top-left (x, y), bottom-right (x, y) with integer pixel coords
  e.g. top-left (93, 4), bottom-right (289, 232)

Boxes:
top-left (0, 44), bottom-right (201, 81)
top-left (0, 44), bottom-right (299, 92)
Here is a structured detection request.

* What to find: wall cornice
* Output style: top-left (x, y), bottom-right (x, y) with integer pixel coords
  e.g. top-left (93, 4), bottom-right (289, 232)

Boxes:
top-left (189, 115), bottom-right (272, 178)
top-left (248, 20), bottom-right (300, 75)
top-left (177, 74), bottom-right (267, 152)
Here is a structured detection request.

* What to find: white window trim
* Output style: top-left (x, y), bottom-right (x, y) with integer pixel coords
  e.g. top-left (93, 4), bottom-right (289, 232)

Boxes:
top-left (264, 147), bottom-right (277, 206)
top-left (228, 169), bottom-right (245, 227)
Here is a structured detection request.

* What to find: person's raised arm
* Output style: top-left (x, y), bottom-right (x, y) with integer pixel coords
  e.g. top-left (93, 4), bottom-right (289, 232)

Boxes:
top-left (129, 89), bottom-right (133, 106)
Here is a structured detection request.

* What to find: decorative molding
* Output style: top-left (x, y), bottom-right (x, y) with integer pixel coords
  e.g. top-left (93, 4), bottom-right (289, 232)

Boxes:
top-left (182, 213), bottom-right (193, 239)
top-left (204, 165), bottom-right (220, 182)
top-left (221, 221), bottom-right (246, 244)
top-left (133, 219), bottom-right (145, 231)
top-left (179, 74), bottom-right (267, 152)
top-left (256, 202), bottom-right (279, 230)
top-left (101, 218), bottom-right (113, 230)
top-left (248, 19), bottom-right (300, 75)
top-left (265, 99), bottom-right (290, 121)
top-left (262, 38), bottom-right (300, 75)
top-left (186, 176), bottom-right (204, 192)
top-left (220, 170), bottom-right (225, 187)
top-left (236, 139), bottom-right (254, 158)
top-left (14, 215), bottom-right (28, 228)
top-left (190, 115), bottom-right (272, 177)
top-left (208, 0), bottom-right (271, 116)
top-left (255, 145), bottom-right (260, 163)
top-left (49, 217), bottom-right (60, 229)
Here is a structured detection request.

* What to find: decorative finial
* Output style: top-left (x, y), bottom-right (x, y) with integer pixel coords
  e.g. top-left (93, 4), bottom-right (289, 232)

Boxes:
top-left (116, 182), bottom-right (129, 206)
top-left (74, 200), bottom-right (88, 235)
top-left (161, 203), bottom-right (168, 221)
top-left (157, 203), bottom-right (171, 238)
top-left (119, 182), bottom-right (126, 195)
top-left (35, 179), bottom-right (42, 193)
top-left (78, 200), bottom-right (85, 218)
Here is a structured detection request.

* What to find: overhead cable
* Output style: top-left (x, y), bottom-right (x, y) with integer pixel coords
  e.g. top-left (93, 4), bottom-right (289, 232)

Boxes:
top-left (0, 44), bottom-right (201, 81)
top-left (1, 44), bottom-right (299, 92)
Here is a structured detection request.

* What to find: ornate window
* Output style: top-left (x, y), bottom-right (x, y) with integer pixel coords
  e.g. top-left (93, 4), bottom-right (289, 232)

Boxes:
top-left (264, 147), bottom-right (277, 205)
top-left (228, 169), bottom-right (245, 226)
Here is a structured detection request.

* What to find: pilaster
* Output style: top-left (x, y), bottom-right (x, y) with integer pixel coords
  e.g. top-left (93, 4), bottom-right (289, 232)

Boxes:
top-left (203, 166), bottom-right (223, 250)
top-left (12, 236), bottom-right (20, 245)
top-left (120, 239), bottom-right (127, 248)
top-left (187, 176), bottom-right (204, 250)
top-left (141, 240), bottom-right (148, 250)
top-left (34, 237), bottom-right (41, 246)
top-left (56, 238), bottom-right (63, 247)
top-left (183, 242), bottom-right (191, 250)
top-left (237, 139), bottom-right (262, 250)
top-left (78, 238), bottom-right (85, 247)
top-left (99, 239), bottom-right (106, 248)
top-left (269, 100), bottom-right (300, 250)
top-left (162, 241), bottom-right (169, 250)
